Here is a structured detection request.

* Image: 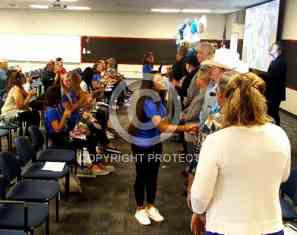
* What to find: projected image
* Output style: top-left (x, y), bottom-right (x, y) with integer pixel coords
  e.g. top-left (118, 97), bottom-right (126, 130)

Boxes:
top-left (243, 0), bottom-right (280, 71)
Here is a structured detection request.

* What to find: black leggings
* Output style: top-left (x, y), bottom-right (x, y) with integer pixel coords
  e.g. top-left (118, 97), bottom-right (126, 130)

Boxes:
top-left (132, 143), bottom-right (162, 207)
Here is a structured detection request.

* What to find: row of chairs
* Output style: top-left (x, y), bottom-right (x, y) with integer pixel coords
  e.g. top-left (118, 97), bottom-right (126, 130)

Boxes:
top-left (0, 126), bottom-right (76, 235)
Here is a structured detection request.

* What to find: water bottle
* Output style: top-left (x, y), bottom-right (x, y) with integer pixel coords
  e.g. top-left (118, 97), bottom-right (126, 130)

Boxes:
top-left (81, 147), bottom-right (88, 167)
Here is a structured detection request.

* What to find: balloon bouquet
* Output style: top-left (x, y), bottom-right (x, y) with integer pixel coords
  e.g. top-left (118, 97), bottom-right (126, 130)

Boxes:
top-left (176, 15), bottom-right (207, 48)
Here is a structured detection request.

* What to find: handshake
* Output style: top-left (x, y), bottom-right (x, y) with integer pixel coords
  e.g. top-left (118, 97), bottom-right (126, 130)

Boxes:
top-left (184, 123), bottom-right (199, 134)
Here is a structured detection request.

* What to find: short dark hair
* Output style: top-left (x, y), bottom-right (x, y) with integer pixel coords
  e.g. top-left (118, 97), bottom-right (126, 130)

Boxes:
top-left (143, 52), bottom-right (154, 65)
top-left (45, 86), bottom-right (62, 107)
top-left (56, 57), bottom-right (63, 62)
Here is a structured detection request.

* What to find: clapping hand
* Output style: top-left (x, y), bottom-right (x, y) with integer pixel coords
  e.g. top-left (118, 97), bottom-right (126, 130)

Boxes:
top-left (29, 89), bottom-right (37, 97)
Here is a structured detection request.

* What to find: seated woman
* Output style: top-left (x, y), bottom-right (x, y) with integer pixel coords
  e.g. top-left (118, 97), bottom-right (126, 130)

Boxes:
top-left (45, 85), bottom-right (114, 176)
top-left (61, 73), bottom-right (86, 130)
top-left (67, 73), bottom-right (117, 173)
top-left (190, 73), bottom-right (290, 235)
top-left (1, 71), bottom-right (40, 134)
top-left (44, 86), bottom-right (71, 147)
top-left (92, 60), bottom-right (106, 89)
top-left (80, 67), bottom-right (94, 94)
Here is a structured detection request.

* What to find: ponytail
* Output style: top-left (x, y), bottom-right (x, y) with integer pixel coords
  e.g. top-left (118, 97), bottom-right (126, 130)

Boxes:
top-left (222, 73), bottom-right (272, 127)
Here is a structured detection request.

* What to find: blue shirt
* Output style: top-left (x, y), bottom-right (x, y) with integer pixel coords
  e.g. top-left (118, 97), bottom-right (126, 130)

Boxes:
top-left (143, 64), bottom-right (153, 74)
top-left (44, 105), bottom-right (65, 134)
top-left (92, 74), bottom-right (101, 82)
top-left (134, 98), bottom-right (167, 148)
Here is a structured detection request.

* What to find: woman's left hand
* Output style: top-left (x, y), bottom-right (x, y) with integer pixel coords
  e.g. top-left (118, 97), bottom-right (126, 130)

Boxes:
top-left (191, 213), bottom-right (205, 235)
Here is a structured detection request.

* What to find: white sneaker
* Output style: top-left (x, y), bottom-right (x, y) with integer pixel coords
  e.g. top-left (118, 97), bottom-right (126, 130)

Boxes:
top-left (135, 209), bottom-right (151, 225)
top-left (146, 206), bottom-right (164, 222)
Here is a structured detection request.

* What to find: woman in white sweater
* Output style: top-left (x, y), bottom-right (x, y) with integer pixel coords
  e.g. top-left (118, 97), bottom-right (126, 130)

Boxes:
top-left (190, 73), bottom-right (290, 235)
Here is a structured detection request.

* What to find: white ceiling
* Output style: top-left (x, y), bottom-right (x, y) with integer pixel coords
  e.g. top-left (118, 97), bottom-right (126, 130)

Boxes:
top-left (0, 0), bottom-right (269, 13)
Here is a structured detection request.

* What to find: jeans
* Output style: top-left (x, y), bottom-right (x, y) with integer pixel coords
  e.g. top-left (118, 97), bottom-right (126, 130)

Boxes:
top-left (132, 143), bottom-right (162, 207)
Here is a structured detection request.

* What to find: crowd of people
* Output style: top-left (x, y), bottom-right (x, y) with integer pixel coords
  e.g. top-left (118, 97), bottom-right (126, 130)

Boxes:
top-left (133, 41), bottom-right (290, 235)
top-left (0, 57), bottom-right (125, 176)
top-left (0, 39), bottom-right (291, 235)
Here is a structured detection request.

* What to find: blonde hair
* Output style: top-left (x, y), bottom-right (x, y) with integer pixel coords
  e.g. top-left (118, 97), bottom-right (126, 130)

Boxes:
top-left (197, 42), bottom-right (215, 59)
top-left (221, 72), bottom-right (271, 127)
top-left (196, 65), bottom-right (211, 88)
top-left (217, 71), bottom-right (238, 96)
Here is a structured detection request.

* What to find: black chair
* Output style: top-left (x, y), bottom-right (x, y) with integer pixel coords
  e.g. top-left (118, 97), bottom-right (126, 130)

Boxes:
top-left (280, 196), bottom-right (297, 220)
top-left (0, 230), bottom-right (26, 235)
top-left (282, 168), bottom-right (297, 204)
top-left (28, 126), bottom-right (76, 164)
top-left (0, 200), bottom-right (49, 235)
top-left (0, 152), bottom-right (60, 222)
top-left (280, 168), bottom-right (297, 220)
top-left (14, 137), bottom-right (70, 201)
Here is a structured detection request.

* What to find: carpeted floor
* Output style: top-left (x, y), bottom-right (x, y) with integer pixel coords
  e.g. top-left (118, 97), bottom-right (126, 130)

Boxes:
top-left (31, 110), bottom-right (297, 235)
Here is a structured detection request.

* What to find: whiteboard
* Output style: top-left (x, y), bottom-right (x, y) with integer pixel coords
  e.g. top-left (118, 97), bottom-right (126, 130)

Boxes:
top-left (0, 34), bottom-right (81, 63)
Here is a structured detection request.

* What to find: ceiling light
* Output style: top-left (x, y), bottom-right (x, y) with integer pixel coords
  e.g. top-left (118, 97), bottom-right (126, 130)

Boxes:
top-left (66, 6), bottom-right (91, 10)
top-left (43, 0), bottom-right (79, 2)
top-left (30, 5), bottom-right (49, 9)
top-left (151, 8), bottom-right (181, 13)
top-left (181, 9), bottom-right (212, 13)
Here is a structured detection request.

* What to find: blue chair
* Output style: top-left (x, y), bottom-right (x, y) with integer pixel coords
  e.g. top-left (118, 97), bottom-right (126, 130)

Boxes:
top-left (0, 200), bottom-right (49, 235)
top-left (15, 137), bottom-right (70, 201)
top-left (0, 152), bottom-right (60, 222)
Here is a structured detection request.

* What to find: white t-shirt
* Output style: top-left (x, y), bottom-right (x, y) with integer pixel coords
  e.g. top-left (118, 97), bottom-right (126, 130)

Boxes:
top-left (80, 81), bottom-right (89, 93)
top-left (22, 82), bottom-right (31, 93)
top-left (191, 123), bottom-right (291, 235)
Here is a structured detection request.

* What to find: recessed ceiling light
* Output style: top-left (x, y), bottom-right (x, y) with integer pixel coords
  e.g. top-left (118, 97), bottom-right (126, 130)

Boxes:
top-left (151, 8), bottom-right (181, 13)
top-left (181, 9), bottom-right (212, 13)
top-left (66, 6), bottom-right (91, 10)
top-left (30, 4), bottom-right (49, 9)
top-left (44, 0), bottom-right (79, 2)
